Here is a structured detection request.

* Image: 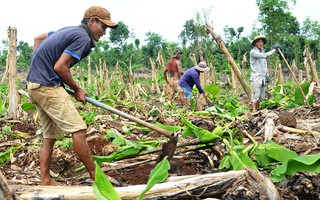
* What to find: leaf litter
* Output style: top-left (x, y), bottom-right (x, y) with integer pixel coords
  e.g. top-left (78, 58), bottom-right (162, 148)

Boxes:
top-left (1, 101), bottom-right (320, 199)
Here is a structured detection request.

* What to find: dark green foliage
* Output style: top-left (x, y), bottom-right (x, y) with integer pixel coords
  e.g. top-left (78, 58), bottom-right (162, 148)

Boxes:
top-left (0, 0), bottom-right (318, 80)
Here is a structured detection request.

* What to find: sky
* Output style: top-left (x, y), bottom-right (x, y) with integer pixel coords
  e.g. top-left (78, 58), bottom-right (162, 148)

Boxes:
top-left (0, 0), bottom-right (319, 47)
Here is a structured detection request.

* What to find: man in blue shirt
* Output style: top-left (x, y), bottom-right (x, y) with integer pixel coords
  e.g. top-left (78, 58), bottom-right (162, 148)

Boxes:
top-left (178, 61), bottom-right (209, 107)
top-left (26, 6), bottom-right (118, 185)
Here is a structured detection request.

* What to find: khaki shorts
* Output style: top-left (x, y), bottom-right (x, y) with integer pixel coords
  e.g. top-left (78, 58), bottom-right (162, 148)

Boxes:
top-left (27, 82), bottom-right (87, 139)
top-left (250, 80), bottom-right (266, 102)
top-left (169, 77), bottom-right (183, 94)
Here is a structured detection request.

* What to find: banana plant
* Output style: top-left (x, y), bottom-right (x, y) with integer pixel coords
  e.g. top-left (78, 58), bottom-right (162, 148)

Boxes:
top-left (219, 131), bottom-right (258, 171)
top-left (178, 110), bottom-right (222, 142)
top-left (92, 157), bottom-right (170, 200)
top-left (76, 129), bottom-right (165, 172)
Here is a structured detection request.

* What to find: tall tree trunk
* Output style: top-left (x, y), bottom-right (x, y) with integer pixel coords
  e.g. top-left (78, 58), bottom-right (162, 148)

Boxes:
top-left (7, 27), bottom-right (19, 119)
top-left (205, 23), bottom-right (251, 99)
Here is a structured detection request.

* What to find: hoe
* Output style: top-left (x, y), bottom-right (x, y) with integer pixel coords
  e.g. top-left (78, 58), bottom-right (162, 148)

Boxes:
top-left (65, 88), bottom-right (178, 162)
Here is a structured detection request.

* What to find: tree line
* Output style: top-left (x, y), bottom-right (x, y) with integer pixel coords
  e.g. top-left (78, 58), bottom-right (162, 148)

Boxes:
top-left (0, 0), bottom-right (319, 76)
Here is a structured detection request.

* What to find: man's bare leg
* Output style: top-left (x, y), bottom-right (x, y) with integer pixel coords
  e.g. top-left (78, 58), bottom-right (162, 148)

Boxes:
top-left (179, 92), bottom-right (186, 106)
top-left (72, 130), bottom-right (95, 180)
top-left (40, 138), bottom-right (61, 185)
top-left (252, 102), bottom-right (258, 112)
top-left (185, 98), bottom-right (190, 108)
top-left (168, 87), bottom-right (175, 101)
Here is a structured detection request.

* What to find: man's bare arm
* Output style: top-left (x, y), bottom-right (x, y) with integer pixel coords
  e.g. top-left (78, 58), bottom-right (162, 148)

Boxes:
top-left (54, 53), bottom-right (88, 104)
top-left (176, 60), bottom-right (184, 76)
top-left (33, 33), bottom-right (48, 51)
top-left (164, 68), bottom-right (169, 83)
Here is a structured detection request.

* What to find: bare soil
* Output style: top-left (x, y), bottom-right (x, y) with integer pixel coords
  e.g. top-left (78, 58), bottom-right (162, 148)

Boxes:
top-left (1, 100), bottom-right (320, 199)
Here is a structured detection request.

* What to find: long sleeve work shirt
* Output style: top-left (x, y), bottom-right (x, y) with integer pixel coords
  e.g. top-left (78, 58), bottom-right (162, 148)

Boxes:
top-left (250, 47), bottom-right (276, 84)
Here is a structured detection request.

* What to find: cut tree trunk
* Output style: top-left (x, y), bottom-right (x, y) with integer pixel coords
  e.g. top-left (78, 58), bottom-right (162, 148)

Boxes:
top-left (7, 27), bottom-right (19, 120)
top-left (0, 171), bottom-right (15, 200)
top-left (11, 169), bottom-right (281, 200)
top-left (103, 60), bottom-right (110, 95)
top-left (303, 56), bottom-right (311, 82)
top-left (12, 171), bottom-right (244, 199)
top-left (205, 23), bottom-right (251, 99)
top-left (150, 57), bottom-right (160, 94)
top-left (157, 50), bottom-right (170, 96)
top-left (304, 47), bottom-right (320, 84)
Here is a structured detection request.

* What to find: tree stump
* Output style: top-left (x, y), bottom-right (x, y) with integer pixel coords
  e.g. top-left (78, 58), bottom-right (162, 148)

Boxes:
top-left (0, 171), bottom-right (15, 200)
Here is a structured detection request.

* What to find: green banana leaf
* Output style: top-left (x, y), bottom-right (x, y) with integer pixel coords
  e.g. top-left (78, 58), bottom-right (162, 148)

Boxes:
top-left (20, 102), bottom-right (36, 112)
top-left (156, 123), bottom-right (183, 133)
top-left (76, 135), bottom-right (163, 172)
top-left (137, 156), bottom-right (170, 200)
top-left (259, 141), bottom-right (298, 162)
top-left (0, 146), bottom-right (20, 166)
top-left (219, 142), bottom-right (257, 171)
top-left (92, 162), bottom-right (121, 200)
top-left (270, 153), bottom-right (320, 183)
top-left (178, 110), bottom-right (221, 142)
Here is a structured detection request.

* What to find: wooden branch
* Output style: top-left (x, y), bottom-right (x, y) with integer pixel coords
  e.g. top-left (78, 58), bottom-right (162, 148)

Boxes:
top-left (205, 23), bottom-right (251, 99)
top-left (278, 49), bottom-right (311, 108)
top-left (188, 53), bottom-right (197, 66)
top-left (277, 125), bottom-right (320, 137)
top-left (196, 39), bottom-right (204, 62)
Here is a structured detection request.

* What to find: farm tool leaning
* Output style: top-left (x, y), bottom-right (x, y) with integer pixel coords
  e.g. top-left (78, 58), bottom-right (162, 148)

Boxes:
top-left (65, 88), bottom-right (178, 162)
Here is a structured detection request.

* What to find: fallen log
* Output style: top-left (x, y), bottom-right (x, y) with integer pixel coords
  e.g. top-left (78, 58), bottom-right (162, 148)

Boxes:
top-left (223, 167), bottom-right (281, 200)
top-left (12, 171), bottom-right (244, 199)
top-left (0, 171), bottom-right (15, 200)
top-left (11, 169), bottom-right (280, 200)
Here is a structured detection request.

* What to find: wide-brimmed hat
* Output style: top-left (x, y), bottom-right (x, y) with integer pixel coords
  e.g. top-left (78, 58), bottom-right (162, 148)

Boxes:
top-left (195, 61), bottom-right (209, 72)
top-left (252, 35), bottom-right (267, 46)
top-left (84, 6), bottom-right (118, 29)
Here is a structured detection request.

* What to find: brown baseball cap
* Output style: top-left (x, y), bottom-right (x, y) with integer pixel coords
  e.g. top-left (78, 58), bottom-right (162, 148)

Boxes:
top-left (84, 6), bottom-right (118, 29)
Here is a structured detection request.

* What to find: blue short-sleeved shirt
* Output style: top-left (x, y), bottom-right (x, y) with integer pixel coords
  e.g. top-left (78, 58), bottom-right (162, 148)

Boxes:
top-left (27, 25), bottom-right (95, 86)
